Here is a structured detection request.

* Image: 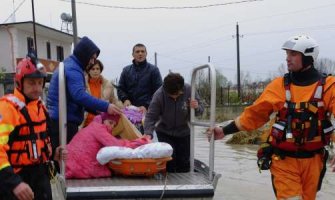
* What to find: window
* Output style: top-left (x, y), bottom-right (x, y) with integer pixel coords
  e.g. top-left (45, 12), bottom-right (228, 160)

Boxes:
top-left (27, 37), bottom-right (34, 52)
top-left (56, 46), bottom-right (64, 61)
top-left (46, 42), bottom-right (51, 59)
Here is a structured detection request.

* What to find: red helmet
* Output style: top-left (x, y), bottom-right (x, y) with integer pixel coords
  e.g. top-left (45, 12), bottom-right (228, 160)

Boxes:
top-left (15, 57), bottom-right (47, 91)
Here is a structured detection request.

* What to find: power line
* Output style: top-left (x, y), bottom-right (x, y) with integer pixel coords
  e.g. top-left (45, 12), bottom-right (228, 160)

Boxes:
top-left (59, 0), bottom-right (263, 9)
top-left (159, 23), bottom-right (335, 57)
top-left (2, 0), bottom-right (26, 23)
top-left (159, 36), bottom-right (233, 56)
top-left (153, 2), bottom-right (335, 47)
top-left (239, 2), bottom-right (335, 24)
top-left (157, 52), bottom-right (277, 75)
top-left (157, 53), bottom-right (201, 65)
top-left (246, 24), bottom-right (335, 37)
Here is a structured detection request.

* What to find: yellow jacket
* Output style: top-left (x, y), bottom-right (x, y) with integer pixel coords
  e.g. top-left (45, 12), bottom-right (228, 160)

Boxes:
top-left (0, 89), bottom-right (52, 173)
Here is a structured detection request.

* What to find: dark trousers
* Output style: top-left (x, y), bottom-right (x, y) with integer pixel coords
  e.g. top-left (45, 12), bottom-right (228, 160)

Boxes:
top-left (0, 164), bottom-right (52, 200)
top-left (156, 132), bottom-right (190, 173)
top-left (49, 119), bottom-right (79, 172)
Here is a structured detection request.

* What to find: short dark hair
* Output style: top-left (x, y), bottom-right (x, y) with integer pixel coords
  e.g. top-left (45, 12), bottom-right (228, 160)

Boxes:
top-left (163, 73), bottom-right (184, 95)
top-left (86, 59), bottom-right (104, 73)
top-left (132, 43), bottom-right (146, 53)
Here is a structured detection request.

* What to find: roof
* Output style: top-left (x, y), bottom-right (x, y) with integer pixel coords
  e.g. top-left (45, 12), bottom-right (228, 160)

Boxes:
top-left (0, 21), bottom-right (76, 42)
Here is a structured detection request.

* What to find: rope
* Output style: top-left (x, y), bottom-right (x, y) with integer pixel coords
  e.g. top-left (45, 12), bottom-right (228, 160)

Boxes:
top-left (159, 172), bottom-right (168, 200)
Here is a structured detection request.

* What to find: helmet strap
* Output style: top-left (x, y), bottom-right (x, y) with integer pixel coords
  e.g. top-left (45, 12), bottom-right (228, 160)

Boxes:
top-left (302, 55), bottom-right (314, 69)
top-left (20, 83), bottom-right (33, 103)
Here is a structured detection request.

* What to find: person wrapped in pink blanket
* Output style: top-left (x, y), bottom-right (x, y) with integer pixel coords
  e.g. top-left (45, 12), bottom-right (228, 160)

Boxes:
top-left (66, 112), bottom-right (150, 178)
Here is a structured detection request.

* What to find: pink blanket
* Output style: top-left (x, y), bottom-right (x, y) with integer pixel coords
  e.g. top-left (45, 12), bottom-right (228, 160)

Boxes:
top-left (65, 121), bottom-right (149, 178)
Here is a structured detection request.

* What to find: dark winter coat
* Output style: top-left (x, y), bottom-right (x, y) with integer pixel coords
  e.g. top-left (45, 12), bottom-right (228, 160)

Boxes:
top-left (117, 60), bottom-right (162, 109)
top-left (144, 84), bottom-right (204, 137)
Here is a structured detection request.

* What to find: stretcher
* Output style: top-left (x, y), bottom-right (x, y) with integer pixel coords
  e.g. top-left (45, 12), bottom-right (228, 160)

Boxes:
top-left (108, 157), bottom-right (172, 176)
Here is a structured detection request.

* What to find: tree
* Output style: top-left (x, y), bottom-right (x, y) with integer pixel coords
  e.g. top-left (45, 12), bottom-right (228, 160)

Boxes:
top-left (216, 69), bottom-right (228, 88)
top-left (0, 68), bottom-right (6, 81)
top-left (195, 69), bottom-right (228, 105)
top-left (315, 58), bottom-right (335, 75)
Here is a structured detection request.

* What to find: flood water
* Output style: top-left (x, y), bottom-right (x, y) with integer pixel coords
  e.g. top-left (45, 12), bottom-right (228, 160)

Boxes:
top-left (194, 127), bottom-right (335, 200)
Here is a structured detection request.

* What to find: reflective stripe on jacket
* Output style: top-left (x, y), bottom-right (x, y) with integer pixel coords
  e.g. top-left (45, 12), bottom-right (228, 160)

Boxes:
top-left (236, 76), bottom-right (335, 150)
top-left (267, 75), bottom-right (333, 151)
top-left (0, 89), bottom-right (52, 173)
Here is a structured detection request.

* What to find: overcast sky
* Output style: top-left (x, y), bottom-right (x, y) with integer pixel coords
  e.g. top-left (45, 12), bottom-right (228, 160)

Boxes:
top-left (1, 0), bottom-right (335, 83)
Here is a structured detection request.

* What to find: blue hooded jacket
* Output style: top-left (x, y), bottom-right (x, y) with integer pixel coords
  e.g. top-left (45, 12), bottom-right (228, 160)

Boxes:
top-left (47, 36), bottom-right (109, 125)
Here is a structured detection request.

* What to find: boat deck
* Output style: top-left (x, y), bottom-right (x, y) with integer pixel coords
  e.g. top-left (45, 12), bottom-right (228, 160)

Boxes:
top-left (66, 160), bottom-right (220, 199)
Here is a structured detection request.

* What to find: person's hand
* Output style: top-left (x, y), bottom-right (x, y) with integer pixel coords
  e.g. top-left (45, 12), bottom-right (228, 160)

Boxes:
top-left (123, 100), bottom-right (131, 107)
top-left (138, 106), bottom-right (147, 114)
top-left (206, 126), bottom-right (225, 142)
top-left (189, 99), bottom-right (199, 109)
top-left (331, 156), bottom-right (335, 172)
top-left (142, 134), bottom-right (152, 142)
top-left (108, 104), bottom-right (122, 115)
top-left (54, 146), bottom-right (68, 161)
top-left (13, 182), bottom-right (34, 200)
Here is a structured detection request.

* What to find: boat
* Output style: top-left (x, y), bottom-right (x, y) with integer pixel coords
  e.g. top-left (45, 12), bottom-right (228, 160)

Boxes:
top-left (58, 63), bottom-right (221, 199)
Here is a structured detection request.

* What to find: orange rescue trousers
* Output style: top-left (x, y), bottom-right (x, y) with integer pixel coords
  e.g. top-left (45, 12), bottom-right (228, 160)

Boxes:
top-left (270, 154), bottom-right (324, 200)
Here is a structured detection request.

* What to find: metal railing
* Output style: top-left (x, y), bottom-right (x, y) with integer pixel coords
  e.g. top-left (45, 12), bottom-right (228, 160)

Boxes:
top-left (58, 62), bottom-right (217, 182)
top-left (190, 63), bottom-right (216, 181)
top-left (58, 62), bottom-right (67, 176)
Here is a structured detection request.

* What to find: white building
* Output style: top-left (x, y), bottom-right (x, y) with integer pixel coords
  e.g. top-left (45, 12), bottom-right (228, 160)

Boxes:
top-left (0, 21), bottom-right (74, 95)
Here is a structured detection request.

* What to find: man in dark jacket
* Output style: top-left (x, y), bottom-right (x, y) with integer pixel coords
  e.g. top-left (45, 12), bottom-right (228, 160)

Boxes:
top-left (117, 43), bottom-right (162, 113)
top-left (47, 36), bottom-right (121, 159)
top-left (144, 73), bottom-right (204, 172)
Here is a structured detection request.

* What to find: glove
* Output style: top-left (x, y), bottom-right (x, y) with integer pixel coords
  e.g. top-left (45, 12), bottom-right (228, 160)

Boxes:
top-left (257, 156), bottom-right (271, 171)
top-left (256, 144), bottom-right (273, 172)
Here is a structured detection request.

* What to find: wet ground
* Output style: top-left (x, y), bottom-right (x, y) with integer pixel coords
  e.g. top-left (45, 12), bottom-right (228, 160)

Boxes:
top-left (194, 127), bottom-right (335, 200)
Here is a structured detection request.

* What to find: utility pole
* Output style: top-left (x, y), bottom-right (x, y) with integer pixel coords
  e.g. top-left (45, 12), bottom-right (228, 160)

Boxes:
top-left (208, 56), bottom-right (211, 82)
top-left (154, 52), bottom-right (157, 67)
top-left (31, 0), bottom-right (37, 56)
top-left (71, 0), bottom-right (78, 46)
top-left (227, 83), bottom-right (230, 105)
top-left (207, 56), bottom-right (211, 82)
top-left (12, 0), bottom-right (16, 22)
top-left (235, 22), bottom-right (242, 99)
top-left (207, 56), bottom-right (211, 104)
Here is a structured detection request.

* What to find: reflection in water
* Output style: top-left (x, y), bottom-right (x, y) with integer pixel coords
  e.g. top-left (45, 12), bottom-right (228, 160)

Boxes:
top-left (195, 127), bottom-right (335, 200)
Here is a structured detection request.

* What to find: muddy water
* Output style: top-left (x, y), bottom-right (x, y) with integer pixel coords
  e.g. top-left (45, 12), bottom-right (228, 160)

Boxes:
top-left (194, 127), bottom-right (335, 200)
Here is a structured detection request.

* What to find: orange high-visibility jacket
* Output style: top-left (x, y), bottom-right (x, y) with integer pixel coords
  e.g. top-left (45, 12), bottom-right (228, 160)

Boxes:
top-left (0, 89), bottom-right (52, 174)
top-left (236, 75), bottom-right (335, 145)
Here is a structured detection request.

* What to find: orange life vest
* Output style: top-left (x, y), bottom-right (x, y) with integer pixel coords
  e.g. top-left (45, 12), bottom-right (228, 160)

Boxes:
top-left (269, 74), bottom-right (333, 152)
top-left (1, 94), bottom-right (52, 172)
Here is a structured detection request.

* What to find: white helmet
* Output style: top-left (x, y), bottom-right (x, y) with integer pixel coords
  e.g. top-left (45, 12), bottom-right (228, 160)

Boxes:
top-left (282, 35), bottom-right (319, 62)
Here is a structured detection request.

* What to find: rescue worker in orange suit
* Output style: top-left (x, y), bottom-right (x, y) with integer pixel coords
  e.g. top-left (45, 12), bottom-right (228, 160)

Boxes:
top-left (207, 35), bottom-right (335, 200)
top-left (0, 53), bottom-right (67, 200)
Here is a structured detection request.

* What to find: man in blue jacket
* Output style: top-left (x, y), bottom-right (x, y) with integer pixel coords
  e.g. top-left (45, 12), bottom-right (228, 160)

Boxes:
top-left (144, 73), bottom-right (204, 172)
top-left (47, 36), bottom-right (121, 159)
top-left (117, 43), bottom-right (162, 113)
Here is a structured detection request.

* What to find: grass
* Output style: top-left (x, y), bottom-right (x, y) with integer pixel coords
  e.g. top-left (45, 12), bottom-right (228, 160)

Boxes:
top-left (226, 130), bottom-right (262, 145)
top-left (199, 107), bottom-right (273, 145)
